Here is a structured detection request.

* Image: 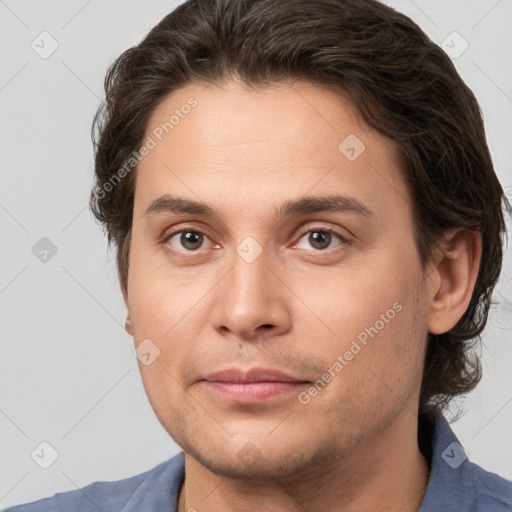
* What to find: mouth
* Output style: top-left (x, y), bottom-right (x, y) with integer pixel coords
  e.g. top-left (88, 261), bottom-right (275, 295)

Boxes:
top-left (199, 367), bottom-right (310, 403)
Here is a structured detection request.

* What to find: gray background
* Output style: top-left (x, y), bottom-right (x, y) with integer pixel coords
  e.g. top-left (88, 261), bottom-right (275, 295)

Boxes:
top-left (1, 0), bottom-right (511, 508)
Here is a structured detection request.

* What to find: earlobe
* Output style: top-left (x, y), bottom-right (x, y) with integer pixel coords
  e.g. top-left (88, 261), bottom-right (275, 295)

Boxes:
top-left (427, 229), bottom-right (482, 335)
top-left (123, 292), bottom-right (133, 335)
top-left (120, 275), bottom-right (133, 335)
top-left (125, 316), bottom-right (133, 335)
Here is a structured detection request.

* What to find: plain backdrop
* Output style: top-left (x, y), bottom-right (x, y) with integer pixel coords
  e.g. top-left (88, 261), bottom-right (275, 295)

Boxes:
top-left (1, 0), bottom-right (511, 508)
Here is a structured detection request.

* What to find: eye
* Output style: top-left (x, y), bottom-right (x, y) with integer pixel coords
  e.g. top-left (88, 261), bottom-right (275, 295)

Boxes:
top-left (295, 227), bottom-right (349, 251)
top-left (166, 229), bottom-right (210, 252)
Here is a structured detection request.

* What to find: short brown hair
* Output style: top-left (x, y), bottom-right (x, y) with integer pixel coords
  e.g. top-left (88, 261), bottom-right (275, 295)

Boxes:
top-left (90, 0), bottom-right (511, 418)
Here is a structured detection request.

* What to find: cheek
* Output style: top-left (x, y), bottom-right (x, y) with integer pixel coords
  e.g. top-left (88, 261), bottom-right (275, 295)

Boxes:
top-left (127, 246), bottom-right (209, 338)
top-left (304, 246), bottom-right (427, 400)
top-left (292, 250), bottom-right (418, 344)
top-left (334, 286), bottom-right (426, 413)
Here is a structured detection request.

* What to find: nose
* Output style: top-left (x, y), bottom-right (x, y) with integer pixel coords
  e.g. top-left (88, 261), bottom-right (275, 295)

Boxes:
top-left (209, 245), bottom-right (292, 342)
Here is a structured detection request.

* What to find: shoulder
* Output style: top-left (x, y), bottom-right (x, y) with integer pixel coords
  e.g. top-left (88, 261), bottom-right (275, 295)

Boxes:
top-left (463, 459), bottom-right (512, 511)
top-left (3, 452), bottom-right (185, 512)
top-left (421, 413), bottom-right (512, 512)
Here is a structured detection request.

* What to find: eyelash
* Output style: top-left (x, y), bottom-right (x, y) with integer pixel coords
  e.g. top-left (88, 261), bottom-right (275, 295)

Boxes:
top-left (295, 225), bottom-right (352, 250)
top-left (161, 224), bottom-right (352, 254)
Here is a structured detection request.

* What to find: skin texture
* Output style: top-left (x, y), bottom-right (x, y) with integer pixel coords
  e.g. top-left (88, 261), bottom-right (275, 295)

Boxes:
top-left (124, 79), bottom-right (482, 512)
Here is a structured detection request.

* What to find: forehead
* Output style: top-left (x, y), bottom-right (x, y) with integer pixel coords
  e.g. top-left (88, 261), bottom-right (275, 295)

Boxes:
top-left (134, 80), bottom-right (410, 221)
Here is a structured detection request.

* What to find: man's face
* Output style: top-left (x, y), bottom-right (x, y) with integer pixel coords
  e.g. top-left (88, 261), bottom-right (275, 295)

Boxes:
top-left (127, 80), bottom-right (431, 479)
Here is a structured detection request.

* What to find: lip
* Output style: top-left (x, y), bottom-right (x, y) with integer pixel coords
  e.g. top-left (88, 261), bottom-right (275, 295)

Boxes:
top-left (200, 367), bottom-right (309, 403)
top-left (203, 367), bottom-right (304, 383)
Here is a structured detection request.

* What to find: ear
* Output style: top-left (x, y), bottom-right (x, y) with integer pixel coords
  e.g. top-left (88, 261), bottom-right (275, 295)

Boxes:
top-left (427, 228), bottom-right (482, 335)
top-left (124, 310), bottom-right (133, 335)
top-left (121, 280), bottom-right (133, 335)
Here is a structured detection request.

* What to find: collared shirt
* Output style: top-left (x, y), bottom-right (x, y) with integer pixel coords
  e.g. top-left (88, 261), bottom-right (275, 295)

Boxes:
top-left (5, 414), bottom-right (512, 511)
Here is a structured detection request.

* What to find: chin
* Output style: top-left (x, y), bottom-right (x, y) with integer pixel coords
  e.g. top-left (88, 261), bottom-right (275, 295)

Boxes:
top-left (182, 435), bottom-right (337, 483)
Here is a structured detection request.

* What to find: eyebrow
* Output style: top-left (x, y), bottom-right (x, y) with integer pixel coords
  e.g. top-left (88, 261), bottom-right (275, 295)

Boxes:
top-left (144, 194), bottom-right (374, 219)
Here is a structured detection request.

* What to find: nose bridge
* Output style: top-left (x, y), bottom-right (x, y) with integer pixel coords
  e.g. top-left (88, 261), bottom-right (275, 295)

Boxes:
top-left (228, 240), bottom-right (274, 312)
top-left (237, 240), bottom-right (269, 286)
top-left (211, 237), bottom-right (291, 339)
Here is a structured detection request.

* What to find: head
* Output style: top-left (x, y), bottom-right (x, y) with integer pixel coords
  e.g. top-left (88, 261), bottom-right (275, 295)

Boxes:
top-left (90, 0), bottom-right (510, 479)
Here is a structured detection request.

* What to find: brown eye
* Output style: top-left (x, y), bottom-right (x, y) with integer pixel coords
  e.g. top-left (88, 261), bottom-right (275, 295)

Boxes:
top-left (167, 230), bottom-right (207, 251)
top-left (308, 231), bottom-right (332, 250)
top-left (295, 228), bottom-right (348, 251)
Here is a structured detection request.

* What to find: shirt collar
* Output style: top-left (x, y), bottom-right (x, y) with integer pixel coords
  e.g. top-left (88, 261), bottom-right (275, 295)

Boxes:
top-left (120, 451), bottom-right (185, 512)
top-left (419, 412), bottom-right (474, 511)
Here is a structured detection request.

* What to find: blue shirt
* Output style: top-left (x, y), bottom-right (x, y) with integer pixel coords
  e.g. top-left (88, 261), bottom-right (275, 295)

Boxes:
top-left (5, 414), bottom-right (512, 511)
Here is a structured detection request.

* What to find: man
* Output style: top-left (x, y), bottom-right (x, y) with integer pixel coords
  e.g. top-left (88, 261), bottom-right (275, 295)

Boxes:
top-left (7, 0), bottom-right (511, 510)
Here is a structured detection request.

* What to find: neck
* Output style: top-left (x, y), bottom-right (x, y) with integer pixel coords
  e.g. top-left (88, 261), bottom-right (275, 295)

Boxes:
top-left (177, 411), bottom-right (430, 512)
